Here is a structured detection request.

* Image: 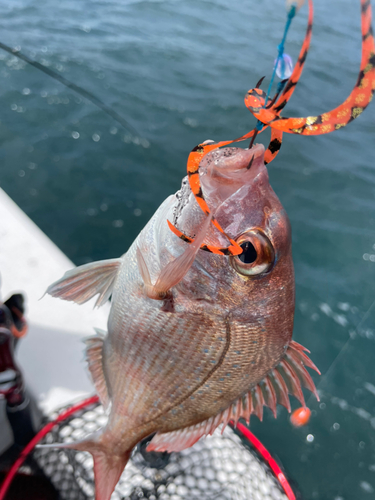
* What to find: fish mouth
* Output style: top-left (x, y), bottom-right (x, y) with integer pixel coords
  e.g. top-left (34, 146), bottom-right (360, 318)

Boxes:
top-left (199, 144), bottom-right (265, 207)
top-left (206, 143), bottom-right (265, 174)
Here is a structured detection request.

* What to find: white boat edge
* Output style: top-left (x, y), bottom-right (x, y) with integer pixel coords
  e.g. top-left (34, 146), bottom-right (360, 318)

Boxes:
top-left (0, 187), bottom-right (110, 451)
top-left (0, 187), bottom-right (109, 335)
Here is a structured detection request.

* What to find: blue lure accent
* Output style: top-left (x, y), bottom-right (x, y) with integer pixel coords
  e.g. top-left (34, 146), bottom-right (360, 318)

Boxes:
top-left (265, 4), bottom-right (297, 106)
top-left (254, 3), bottom-right (298, 135)
top-left (275, 53), bottom-right (294, 80)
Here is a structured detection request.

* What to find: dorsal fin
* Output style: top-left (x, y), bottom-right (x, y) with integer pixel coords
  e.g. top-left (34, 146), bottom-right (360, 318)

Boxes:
top-left (84, 328), bottom-right (110, 409)
top-left (147, 340), bottom-right (320, 453)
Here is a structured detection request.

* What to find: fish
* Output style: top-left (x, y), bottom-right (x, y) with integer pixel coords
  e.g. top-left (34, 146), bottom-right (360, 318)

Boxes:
top-left (46, 142), bottom-right (320, 500)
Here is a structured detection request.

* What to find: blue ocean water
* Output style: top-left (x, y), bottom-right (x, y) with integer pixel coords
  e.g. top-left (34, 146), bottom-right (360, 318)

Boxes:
top-left (0, 0), bottom-right (374, 498)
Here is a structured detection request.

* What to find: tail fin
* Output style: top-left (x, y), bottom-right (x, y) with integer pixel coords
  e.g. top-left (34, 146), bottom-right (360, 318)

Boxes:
top-left (38, 435), bottom-right (132, 500)
top-left (92, 449), bottom-right (131, 500)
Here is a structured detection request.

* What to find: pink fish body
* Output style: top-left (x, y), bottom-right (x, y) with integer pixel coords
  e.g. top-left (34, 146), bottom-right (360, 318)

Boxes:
top-left (47, 143), bottom-right (319, 500)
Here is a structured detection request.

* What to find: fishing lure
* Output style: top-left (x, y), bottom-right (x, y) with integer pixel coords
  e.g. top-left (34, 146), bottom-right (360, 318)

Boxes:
top-left (169, 0), bottom-right (375, 255)
top-left (246, 0), bottom-right (375, 135)
top-left (168, 0), bottom-right (313, 255)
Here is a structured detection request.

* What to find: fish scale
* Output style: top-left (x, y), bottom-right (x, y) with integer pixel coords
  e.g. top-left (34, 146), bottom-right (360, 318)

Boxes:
top-left (156, 317), bottom-right (291, 431)
top-left (107, 279), bottom-right (228, 423)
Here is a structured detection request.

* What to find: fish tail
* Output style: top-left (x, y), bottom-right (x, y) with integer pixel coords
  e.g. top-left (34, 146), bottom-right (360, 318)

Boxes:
top-left (37, 432), bottom-right (132, 500)
top-left (91, 447), bottom-right (131, 500)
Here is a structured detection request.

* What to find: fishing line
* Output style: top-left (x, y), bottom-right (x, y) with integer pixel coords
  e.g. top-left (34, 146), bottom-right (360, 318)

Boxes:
top-left (306, 296), bottom-right (375, 407)
top-left (254, 1), bottom-right (299, 134)
top-left (0, 42), bottom-right (140, 137)
top-left (264, 4), bottom-right (297, 107)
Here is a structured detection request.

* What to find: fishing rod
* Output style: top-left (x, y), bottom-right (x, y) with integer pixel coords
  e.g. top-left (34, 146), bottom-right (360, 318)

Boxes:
top-left (0, 41), bottom-right (140, 137)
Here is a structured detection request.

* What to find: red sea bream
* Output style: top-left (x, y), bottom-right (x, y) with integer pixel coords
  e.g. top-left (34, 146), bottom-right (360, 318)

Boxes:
top-left (47, 143), bottom-right (319, 500)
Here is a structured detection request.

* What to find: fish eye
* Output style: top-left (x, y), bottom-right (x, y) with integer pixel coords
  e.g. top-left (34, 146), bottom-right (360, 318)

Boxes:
top-left (230, 229), bottom-right (275, 276)
top-left (238, 241), bottom-right (257, 264)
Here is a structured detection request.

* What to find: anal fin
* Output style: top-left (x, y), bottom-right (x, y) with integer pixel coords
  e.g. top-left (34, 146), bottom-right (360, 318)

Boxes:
top-left (147, 413), bottom-right (222, 453)
top-left (84, 328), bottom-right (110, 409)
top-left (46, 258), bottom-right (121, 307)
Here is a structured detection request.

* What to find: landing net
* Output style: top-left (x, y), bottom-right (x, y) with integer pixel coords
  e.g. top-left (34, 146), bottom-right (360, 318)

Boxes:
top-left (33, 400), bottom-right (291, 500)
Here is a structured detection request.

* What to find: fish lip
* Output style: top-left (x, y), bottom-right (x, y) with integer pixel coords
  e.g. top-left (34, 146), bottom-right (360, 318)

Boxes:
top-left (209, 143), bottom-right (265, 174)
top-left (246, 143), bottom-right (264, 158)
top-left (198, 144), bottom-right (266, 213)
top-left (237, 143), bottom-right (265, 173)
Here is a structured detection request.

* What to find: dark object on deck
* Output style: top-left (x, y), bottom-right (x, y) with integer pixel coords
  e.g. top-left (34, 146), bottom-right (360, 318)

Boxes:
top-left (0, 293), bottom-right (58, 500)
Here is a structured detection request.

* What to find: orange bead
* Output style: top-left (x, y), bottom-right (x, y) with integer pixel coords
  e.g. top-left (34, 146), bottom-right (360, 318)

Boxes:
top-left (290, 407), bottom-right (311, 427)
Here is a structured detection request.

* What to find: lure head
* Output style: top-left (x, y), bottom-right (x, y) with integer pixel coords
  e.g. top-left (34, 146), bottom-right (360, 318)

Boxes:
top-left (245, 88), bottom-right (267, 113)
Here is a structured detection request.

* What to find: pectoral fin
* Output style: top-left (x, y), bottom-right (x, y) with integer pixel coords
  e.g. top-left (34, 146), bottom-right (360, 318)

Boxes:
top-left (46, 258), bottom-right (121, 307)
top-left (137, 215), bottom-right (212, 300)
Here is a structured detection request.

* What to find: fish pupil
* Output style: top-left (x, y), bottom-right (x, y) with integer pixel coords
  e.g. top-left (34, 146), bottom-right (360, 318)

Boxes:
top-left (239, 241), bottom-right (257, 264)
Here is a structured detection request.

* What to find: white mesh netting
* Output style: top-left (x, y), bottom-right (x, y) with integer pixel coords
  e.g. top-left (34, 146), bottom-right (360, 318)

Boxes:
top-left (34, 401), bottom-right (291, 500)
